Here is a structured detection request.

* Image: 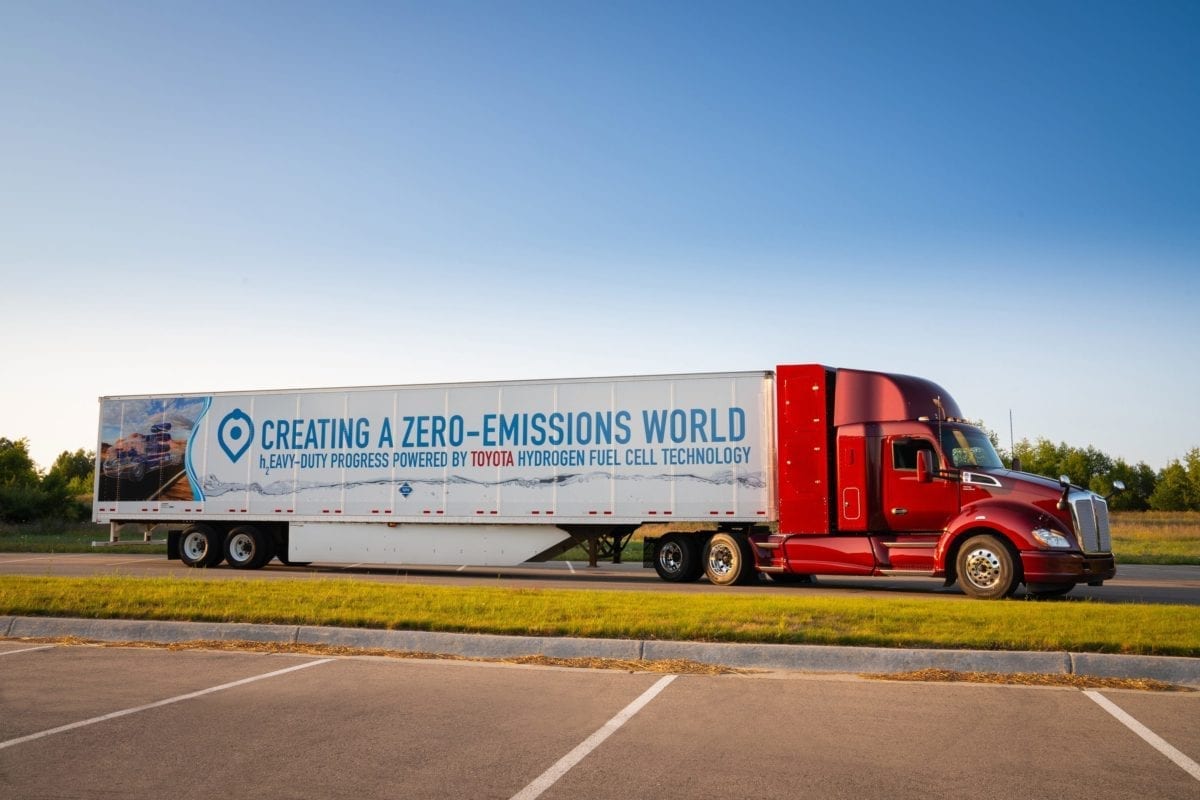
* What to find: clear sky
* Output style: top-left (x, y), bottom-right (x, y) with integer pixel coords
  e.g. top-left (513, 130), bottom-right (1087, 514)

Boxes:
top-left (2, 1), bottom-right (1197, 473)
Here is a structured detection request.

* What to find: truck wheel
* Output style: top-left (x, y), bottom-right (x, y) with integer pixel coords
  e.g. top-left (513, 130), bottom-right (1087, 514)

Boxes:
top-left (179, 524), bottom-right (224, 568)
top-left (654, 534), bottom-right (703, 582)
top-left (956, 535), bottom-right (1018, 599)
top-left (224, 525), bottom-right (274, 570)
top-left (704, 532), bottom-right (756, 586)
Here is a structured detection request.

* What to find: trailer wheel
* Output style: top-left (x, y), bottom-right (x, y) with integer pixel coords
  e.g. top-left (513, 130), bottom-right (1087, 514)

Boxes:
top-left (704, 532), bottom-right (756, 586)
top-left (224, 525), bottom-right (274, 570)
top-left (653, 534), bottom-right (703, 582)
top-left (179, 524), bottom-right (224, 568)
top-left (956, 535), bottom-right (1018, 599)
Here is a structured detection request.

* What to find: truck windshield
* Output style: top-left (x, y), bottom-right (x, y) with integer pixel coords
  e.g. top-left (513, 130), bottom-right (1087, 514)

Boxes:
top-left (938, 425), bottom-right (1004, 469)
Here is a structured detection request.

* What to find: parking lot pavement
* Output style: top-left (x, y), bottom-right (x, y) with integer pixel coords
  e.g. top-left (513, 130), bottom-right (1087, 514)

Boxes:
top-left (1, 643), bottom-right (1198, 800)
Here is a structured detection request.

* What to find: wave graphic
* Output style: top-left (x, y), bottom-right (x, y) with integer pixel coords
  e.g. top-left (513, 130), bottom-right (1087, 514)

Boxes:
top-left (201, 470), bottom-right (766, 498)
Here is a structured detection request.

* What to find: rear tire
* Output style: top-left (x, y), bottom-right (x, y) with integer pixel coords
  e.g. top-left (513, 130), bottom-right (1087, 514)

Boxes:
top-left (956, 535), bottom-right (1018, 599)
top-left (224, 525), bottom-right (274, 570)
top-left (653, 534), bottom-right (703, 582)
top-left (704, 532), bottom-right (756, 586)
top-left (179, 524), bottom-right (224, 568)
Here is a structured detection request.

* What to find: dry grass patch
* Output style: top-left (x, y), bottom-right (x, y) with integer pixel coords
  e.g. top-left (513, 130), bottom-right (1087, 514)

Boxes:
top-left (866, 667), bottom-right (1192, 692)
top-left (8, 636), bottom-right (746, 674)
top-left (1111, 511), bottom-right (1200, 564)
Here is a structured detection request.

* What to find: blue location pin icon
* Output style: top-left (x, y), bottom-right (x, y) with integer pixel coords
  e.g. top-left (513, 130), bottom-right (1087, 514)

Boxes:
top-left (218, 409), bottom-right (254, 463)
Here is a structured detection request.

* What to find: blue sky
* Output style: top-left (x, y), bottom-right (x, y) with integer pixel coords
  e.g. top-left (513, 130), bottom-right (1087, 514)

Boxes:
top-left (1, 1), bottom-right (1197, 472)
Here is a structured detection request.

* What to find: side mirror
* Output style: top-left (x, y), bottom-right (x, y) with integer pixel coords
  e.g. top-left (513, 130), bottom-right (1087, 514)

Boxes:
top-left (1011, 456), bottom-right (1022, 472)
top-left (1106, 480), bottom-right (1126, 501)
top-left (1057, 475), bottom-right (1071, 510)
top-left (917, 449), bottom-right (934, 483)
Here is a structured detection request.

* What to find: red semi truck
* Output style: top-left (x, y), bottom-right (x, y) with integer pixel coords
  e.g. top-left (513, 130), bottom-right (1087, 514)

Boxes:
top-left (645, 365), bottom-right (1117, 599)
top-left (95, 364), bottom-right (1117, 599)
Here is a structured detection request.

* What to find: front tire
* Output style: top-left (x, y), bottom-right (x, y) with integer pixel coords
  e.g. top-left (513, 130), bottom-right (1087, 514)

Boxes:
top-left (956, 535), bottom-right (1018, 599)
top-left (179, 524), bottom-right (224, 568)
top-left (704, 532), bottom-right (756, 586)
top-left (224, 525), bottom-right (274, 570)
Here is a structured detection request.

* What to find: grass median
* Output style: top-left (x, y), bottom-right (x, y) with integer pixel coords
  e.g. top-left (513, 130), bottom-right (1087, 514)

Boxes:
top-left (4, 511), bottom-right (1199, 563)
top-left (1, 575), bottom-right (1197, 657)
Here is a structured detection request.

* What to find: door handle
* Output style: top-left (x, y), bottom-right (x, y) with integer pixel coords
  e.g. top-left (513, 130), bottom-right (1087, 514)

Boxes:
top-left (891, 508), bottom-right (908, 515)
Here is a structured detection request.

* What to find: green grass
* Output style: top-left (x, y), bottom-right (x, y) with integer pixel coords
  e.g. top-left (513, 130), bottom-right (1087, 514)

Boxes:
top-left (0, 522), bottom-right (166, 555)
top-left (3, 513), bottom-right (1199, 564)
top-left (1110, 511), bottom-right (1200, 565)
top-left (1, 574), bottom-right (1196, 657)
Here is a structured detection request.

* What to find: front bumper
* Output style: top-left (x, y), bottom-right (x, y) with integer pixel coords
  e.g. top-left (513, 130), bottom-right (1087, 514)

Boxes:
top-left (1020, 551), bottom-right (1116, 584)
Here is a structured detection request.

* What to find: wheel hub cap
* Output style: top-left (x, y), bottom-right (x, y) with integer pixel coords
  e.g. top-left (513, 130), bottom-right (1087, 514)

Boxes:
top-left (964, 548), bottom-right (1001, 588)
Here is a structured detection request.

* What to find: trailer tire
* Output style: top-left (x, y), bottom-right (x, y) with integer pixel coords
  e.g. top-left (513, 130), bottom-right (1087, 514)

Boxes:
top-left (224, 525), bottom-right (274, 570)
top-left (956, 535), bottom-right (1018, 599)
top-left (704, 532), bottom-right (756, 586)
top-left (653, 534), bottom-right (703, 583)
top-left (179, 524), bottom-right (224, 568)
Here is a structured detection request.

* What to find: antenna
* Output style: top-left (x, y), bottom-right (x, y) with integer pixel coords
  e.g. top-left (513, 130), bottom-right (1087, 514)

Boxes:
top-left (933, 395), bottom-right (944, 456)
top-left (1009, 409), bottom-right (1015, 457)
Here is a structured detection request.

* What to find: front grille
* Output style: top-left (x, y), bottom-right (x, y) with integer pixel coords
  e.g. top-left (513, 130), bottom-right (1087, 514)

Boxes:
top-left (1068, 491), bottom-right (1112, 553)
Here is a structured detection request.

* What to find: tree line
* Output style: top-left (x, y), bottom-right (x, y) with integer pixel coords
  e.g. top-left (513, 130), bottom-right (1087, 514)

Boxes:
top-left (1006, 438), bottom-right (1198, 512)
top-left (2, 434), bottom-right (1199, 524)
top-left (0, 438), bottom-right (93, 523)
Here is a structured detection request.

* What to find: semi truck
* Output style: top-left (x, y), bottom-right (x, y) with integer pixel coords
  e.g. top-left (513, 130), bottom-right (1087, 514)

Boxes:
top-left (94, 364), bottom-right (1117, 599)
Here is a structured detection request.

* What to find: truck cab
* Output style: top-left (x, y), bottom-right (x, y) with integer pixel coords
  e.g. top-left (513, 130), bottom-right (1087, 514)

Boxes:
top-left (764, 365), bottom-right (1117, 598)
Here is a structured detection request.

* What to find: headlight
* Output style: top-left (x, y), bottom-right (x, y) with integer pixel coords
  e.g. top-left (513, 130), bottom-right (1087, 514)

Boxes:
top-left (1031, 528), bottom-right (1072, 549)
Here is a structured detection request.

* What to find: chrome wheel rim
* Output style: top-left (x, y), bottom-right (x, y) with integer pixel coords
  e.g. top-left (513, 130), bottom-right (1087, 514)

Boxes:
top-left (707, 542), bottom-right (735, 577)
top-left (964, 547), bottom-right (1002, 589)
top-left (659, 541), bottom-right (684, 574)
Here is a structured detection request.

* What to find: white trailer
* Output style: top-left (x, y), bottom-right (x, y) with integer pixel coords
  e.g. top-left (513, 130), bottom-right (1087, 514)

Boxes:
top-left (94, 372), bottom-right (774, 569)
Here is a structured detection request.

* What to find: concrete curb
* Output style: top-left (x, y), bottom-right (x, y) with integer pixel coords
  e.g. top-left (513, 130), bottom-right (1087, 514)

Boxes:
top-left (3, 616), bottom-right (1198, 687)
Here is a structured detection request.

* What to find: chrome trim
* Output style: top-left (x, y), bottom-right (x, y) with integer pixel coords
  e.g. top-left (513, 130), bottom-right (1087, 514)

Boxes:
top-left (963, 472), bottom-right (1002, 488)
top-left (1067, 490), bottom-right (1112, 553)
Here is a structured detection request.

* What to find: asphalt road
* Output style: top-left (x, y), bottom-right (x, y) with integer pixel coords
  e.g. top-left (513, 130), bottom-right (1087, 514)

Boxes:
top-left (2, 553), bottom-right (1198, 605)
top-left (1, 642), bottom-right (1197, 799)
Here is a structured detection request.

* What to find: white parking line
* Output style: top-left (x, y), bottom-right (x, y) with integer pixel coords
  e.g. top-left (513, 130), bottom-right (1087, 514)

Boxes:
top-left (0, 555), bottom-right (63, 564)
top-left (510, 675), bottom-right (676, 800)
top-left (0, 646), bottom-right (55, 656)
top-left (1083, 690), bottom-right (1200, 781)
top-left (0, 658), bottom-right (334, 751)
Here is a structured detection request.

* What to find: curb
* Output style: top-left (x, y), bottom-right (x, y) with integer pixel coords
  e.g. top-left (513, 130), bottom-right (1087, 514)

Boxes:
top-left (3, 615), bottom-right (1198, 687)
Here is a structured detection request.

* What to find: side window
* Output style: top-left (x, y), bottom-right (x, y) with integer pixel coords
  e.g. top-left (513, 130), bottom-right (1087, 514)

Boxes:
top-left (892, 438), bottom-right (936, 471)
